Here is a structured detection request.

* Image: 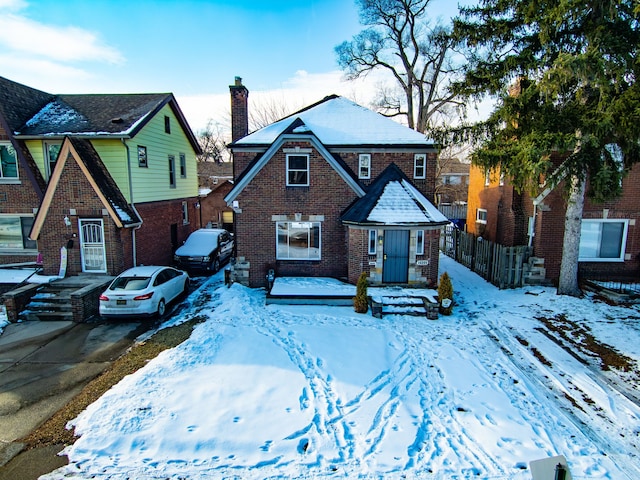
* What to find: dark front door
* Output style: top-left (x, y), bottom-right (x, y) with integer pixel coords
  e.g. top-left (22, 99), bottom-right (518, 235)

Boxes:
top-left (383, 230), bottom-right (409, 283)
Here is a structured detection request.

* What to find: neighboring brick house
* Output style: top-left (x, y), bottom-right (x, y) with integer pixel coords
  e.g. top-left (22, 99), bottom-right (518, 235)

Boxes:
top-left (0, 75), bottom-right (201, 276)
top-left (197, 160), bottom-right (234, 231)
top-left (225, 78), bottom-right (448, 288)
top-left (466, 158), bottom-right (640, 283)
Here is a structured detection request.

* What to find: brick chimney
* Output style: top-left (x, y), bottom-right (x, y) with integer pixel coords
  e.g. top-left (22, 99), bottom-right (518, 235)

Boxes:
top-left (230, 76), bottom-right (249, 142)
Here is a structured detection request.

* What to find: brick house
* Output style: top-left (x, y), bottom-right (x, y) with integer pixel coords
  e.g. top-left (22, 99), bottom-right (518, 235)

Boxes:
top-left (0, 75), bottom-right (201, 276)
top-left (225, 78), bottom-right (448, 288)
top-left (466, 158), bottom-right (640, 283)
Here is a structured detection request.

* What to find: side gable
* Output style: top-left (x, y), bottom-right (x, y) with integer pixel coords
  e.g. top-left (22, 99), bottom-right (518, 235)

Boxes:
top-left (30, 137), bottom-right (142, 239)
top-left (225, 130), bottom-right (366, 204)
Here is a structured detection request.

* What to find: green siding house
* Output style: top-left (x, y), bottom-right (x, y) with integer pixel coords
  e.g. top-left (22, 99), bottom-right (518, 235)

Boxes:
top-left (0, 75), bottom-right (202, 276)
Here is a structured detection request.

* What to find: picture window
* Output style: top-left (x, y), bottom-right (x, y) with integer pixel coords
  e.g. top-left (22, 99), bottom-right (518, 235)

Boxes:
top-left (276, 221), bottom-right (320, 260)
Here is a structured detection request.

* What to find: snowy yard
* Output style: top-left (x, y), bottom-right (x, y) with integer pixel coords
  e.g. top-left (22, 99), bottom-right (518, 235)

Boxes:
top-left (44, 255), bottom-right (640, 479)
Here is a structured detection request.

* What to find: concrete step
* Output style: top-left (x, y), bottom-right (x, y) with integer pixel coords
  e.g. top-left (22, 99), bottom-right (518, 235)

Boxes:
top-left (20, 311), bottom-right (75, 322)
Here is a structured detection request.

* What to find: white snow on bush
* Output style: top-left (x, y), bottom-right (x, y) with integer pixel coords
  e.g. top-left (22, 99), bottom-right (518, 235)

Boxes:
top-left (45, 255), bottom-right (640, 479)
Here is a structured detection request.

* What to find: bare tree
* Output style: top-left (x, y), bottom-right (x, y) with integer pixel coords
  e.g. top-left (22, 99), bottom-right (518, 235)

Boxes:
top-left (197, 120), bottom-right (229, 163)
top-left (335, 0), bottom-right (465, 133)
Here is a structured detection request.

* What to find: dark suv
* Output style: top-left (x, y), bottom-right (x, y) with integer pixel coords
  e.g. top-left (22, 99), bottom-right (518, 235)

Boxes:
top-left (174, 228), bottom-right (234, 273)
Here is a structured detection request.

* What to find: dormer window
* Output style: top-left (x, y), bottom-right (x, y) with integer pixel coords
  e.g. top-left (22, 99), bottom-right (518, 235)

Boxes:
top-left (44, 141), bottom-right (61, 179)
top-left (286, 154), bottom-right (309, 186)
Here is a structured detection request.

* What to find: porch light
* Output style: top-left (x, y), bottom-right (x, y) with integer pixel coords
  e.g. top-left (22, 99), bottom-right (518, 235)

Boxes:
top-left (63, 216), bottom-right (72, 227)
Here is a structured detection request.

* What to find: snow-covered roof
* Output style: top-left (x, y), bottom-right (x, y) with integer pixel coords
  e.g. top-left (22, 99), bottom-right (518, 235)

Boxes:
top-left (368, 179), bottom-right (448, 224)
top-left (341, 163), bottom-right (448, 226)
top-left (233, 95), bottom-right (435, 147)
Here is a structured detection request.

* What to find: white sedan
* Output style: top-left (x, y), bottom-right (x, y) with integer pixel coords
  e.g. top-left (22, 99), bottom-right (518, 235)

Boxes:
top-left (99, 266), bottom-right (189, 319)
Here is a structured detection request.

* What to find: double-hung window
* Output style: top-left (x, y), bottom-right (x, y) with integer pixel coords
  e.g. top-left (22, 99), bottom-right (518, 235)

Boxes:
top-left (579, 219), bottom-right (628, 262)
top-left (0, 216), bottom-right (36, 250)
top-left (277, 221), bottom-right (320, 260)
top-left (0, 143), bottom-right (18, 180)
top-left (359, 154), bottom-right (371, 179)
top-left (414, 154), bottom-right (426, 179)
top-left (286, 154), bottom-right (309, 186)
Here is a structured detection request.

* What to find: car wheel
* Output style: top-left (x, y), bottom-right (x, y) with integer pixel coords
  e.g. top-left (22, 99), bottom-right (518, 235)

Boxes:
top-left (212, 257), bottom-right (220, 273)
top-left (157, 299), bottom-right (166, 317)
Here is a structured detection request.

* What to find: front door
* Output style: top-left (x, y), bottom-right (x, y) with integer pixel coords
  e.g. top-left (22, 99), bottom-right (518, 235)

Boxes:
top-left (79, 219), bottom-right (107, 273)
top-left (383, 230), bottom-right (409, 283)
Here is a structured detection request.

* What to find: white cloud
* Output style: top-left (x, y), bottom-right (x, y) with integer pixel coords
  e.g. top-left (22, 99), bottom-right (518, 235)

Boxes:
top-left (0, 0), bottom-right (26, 10)
top-left (0, 54), bottom-right (96, 92)
top-left (0, 13), bottom-right (124, 64)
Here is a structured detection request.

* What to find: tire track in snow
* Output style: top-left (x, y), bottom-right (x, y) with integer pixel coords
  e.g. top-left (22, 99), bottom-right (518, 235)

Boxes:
top-left (482, 322), bottom-right (640, 479)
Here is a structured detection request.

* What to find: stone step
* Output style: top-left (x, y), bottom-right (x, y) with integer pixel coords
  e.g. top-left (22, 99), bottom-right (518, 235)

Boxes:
top-left (20, 310), bottom-right (75, 322)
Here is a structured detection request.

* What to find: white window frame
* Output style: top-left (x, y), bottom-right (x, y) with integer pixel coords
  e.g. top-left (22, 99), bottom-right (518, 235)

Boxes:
top-left (359, 154), bottom-right (371, 179)
top-left (0, 142), bottom-right (19, 180)
top-left (476, 208), bottom-right (488, 224)
top-left (484, 170), bottom-right (491, 186)
top-left (181, 201), bottom-right (189, 225)
top-left (414, 154), bottom-right (426, 179)
top-left (579, 219), bottom-right (629, 262)
top-left (168, 155), bottom-right (176, 188)
top-left (416, 229), bottom-right (425, 255)
top-left (276, 221), bottom-right (321, 260)
top-left (0, 215), bottom-right (37, 250)
top-left (286, 154), bottom-right (309, 186)
top-left (179, 153), bottom-right (187, 178)
top-left (44, 141), bottom-right (62, 179)
top-left (137, 145), bottom-right (148, 167)
top-left (368, 229), bottom-right (377, 255)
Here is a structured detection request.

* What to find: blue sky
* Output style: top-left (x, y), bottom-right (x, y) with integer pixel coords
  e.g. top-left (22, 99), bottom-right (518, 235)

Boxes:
top-left (0, 0), bottom-right (464, 133)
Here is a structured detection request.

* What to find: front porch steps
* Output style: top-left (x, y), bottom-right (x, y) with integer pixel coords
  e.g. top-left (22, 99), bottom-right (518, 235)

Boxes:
top-left (19, 285), bottom-right (78, 322)
top-left (370, 295), bottom-right (439, 320)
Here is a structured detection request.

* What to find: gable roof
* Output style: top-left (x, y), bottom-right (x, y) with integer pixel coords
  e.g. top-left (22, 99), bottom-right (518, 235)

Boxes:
top-left (30, 136), bottom-right (142, 239)
top-left (231, 95), bottom-right (436, 148)
top-left (225, 133), bottom-right (366, 204)
top-left (0, 75), bottom-right (201, 154)
top-left (341, 163), bottom-right (448, 227)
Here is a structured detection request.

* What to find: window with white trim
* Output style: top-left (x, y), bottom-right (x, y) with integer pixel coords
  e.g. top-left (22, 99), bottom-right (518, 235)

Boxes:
top-left (168, 155), bottom-right (176, 188)
top-left (368, 229), bottom-right (377, 255)
top-left (359, 154), bottom-right (371, 179)
top-left (579, 219), bottom-right (628, 262)
top-left (138, 146), bottom-right (148, 167)
top-left (414, 154), bottom-right (426, 179)
top-left (181, 201), bottom-right (189, 225)
top-left (476, 208), bottom-right (487, 224)
top-left (286, 154), bottom-right (309, 186)
top-left (484, 170), bottom-right (491, 186)
top-left (277, 221), bottom-right (320, 259)
top-left (179, 153), bottom-right (187, 178)
top-left (416, 229), bottom-right (425, 255)
top-left (0, 215), bottom-right (36, 250)
top-left (0, 143), bottom-right (18, 179)
top-left (44, 141), bottom-right (61, 179)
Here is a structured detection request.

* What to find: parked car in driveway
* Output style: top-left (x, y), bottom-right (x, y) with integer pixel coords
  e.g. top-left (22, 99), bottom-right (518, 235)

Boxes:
top-left (99, 266), bottom-right (189, 319)
top-left (173, 228), bottom-right (234, 274)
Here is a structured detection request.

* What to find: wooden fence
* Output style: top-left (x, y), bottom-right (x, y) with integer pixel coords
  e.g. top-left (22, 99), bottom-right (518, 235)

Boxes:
top-left (440, 225), bottom-right (532, 289)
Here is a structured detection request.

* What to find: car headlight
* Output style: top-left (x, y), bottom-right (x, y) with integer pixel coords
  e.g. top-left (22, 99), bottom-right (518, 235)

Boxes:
top-left (203, 256), bottom-right (210, 262)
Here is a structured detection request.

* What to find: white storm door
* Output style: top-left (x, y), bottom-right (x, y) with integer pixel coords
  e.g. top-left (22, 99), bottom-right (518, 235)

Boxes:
top-left (79, 219), bottom-right (107, 273)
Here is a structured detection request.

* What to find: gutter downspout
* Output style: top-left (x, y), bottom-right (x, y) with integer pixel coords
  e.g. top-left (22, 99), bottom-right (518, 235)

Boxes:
top-left (122, 139), bottom-right (143, 266)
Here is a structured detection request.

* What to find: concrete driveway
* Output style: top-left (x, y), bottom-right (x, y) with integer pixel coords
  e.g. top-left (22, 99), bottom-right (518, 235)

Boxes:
top-left (0, 319), bottom-right (146, 467)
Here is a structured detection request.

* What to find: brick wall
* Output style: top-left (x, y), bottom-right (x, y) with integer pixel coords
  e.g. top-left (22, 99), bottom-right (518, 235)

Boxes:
top-left (36, 154), bottom-right (196, 276)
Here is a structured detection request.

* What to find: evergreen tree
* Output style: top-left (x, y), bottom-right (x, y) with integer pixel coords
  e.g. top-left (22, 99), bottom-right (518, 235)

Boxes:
top-left (450, 0), bottom-right (640, 296)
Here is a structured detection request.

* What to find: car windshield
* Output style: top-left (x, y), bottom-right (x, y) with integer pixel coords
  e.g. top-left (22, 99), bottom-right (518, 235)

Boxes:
top-left (110, 276), bottom-right (151, 291)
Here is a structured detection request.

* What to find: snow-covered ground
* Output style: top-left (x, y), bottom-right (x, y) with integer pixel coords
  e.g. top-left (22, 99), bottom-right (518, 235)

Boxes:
top-left (44, 255), bottom-right (640, 479)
